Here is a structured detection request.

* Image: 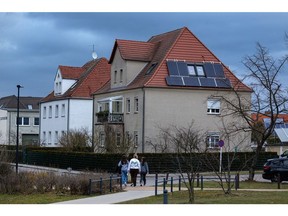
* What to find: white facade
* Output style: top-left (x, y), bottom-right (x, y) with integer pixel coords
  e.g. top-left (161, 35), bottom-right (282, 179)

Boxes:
top-left (40, 99), bottom-right (92, 146)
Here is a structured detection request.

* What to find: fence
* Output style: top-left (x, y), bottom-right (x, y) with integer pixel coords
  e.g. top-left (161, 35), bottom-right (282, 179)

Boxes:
top-left (154, 173), bottom-right (240, 201)
top-left (88, 175), bottom-right (122, 195)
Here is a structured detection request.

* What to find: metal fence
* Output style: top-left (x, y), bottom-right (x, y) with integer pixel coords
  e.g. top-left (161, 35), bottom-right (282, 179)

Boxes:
top-left (88, 175), bottom-right (122, 195)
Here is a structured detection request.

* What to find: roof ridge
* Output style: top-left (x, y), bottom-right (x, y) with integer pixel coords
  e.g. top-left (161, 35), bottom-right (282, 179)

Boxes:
top-left (144, 27), bottom-right (185, 86)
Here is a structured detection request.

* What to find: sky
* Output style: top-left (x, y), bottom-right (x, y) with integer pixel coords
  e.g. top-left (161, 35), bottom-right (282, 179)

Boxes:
top-left (0, 1), bottom-right (288, 99)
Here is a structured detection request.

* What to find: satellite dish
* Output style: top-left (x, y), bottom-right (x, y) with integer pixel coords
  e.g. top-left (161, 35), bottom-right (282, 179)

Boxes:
top-left (92, 51), bottom-right (98, 59)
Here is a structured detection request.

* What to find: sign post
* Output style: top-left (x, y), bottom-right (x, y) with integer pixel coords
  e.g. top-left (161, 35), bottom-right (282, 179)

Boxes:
top-left (218, 140), bottom-right (224, 173)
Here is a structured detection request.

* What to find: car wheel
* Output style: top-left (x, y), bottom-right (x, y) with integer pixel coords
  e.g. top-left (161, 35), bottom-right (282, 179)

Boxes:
top-left (271, 174), bottom-right (282, 183)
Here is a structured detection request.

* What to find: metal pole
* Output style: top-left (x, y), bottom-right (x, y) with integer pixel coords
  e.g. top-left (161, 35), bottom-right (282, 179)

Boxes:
top-left (163, 189), bottom-right (168, 204)
top-left (16, 85), bottom-right (23, 174)
top-left (219, 146), bottom-right (222, 173)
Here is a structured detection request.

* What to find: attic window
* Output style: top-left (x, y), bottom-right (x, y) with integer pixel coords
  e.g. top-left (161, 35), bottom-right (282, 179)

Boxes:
top-left (146, 63), bottom-right (157, 75)
top-left (187, 64), bottom-right (205, 76)
top-left (28, 105), bottom-right (33, 109)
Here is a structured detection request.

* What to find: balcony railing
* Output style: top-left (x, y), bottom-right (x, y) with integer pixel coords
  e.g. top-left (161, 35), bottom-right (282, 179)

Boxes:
top-left (96, 112), bottom-right (123, 123)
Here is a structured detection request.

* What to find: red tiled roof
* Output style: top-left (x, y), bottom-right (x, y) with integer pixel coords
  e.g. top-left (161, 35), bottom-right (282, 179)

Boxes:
top-left (109, 39), bottom-right (156, 63)
top-left (58, 66), bottom-right (85, 79)
top-left (41, 58), bottom-right (110, 102)
top-left (96, 27), bottom-right (251, 95)
top-left (252, 113), bottom-right (288, 123)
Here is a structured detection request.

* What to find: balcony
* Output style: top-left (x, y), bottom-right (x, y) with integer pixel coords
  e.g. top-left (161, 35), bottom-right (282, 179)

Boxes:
top-left (96, 111), bottom-right (124, 123)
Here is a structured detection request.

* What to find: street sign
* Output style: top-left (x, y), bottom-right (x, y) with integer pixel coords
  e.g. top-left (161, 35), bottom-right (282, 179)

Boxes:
top-left (218, 140), bottom-right (224, 147)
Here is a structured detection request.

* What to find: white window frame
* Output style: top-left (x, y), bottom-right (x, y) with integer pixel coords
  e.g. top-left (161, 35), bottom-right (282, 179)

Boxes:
top-left (43, 106), bottom-right (47, 119)
top-left (49, 106), bottom-right (52, 118)
top-left (61, 104), bottom-right (65, 117)
top-left (207, 132), bottom-right (220, 148)
top-left (120, 69), bottom-right (123, 83)
top-left (116, 132), bottom-right (121, 147)
top-left (16, 117), bottom-right (30, 126)
top-left (134, 131), bottom-right (138, 147)
top-left (134, 97), bottom-right (139, 113)
top-left (207, 99), bottom-right (220, 115)
top-left (126, 98), bottom-right (131, 113)
top-left (55, 105), bottom-right (59, 118)
top-left (100, 132), bottom-right (105, 147)
top-left (114, 70), bottom-right (117, 84)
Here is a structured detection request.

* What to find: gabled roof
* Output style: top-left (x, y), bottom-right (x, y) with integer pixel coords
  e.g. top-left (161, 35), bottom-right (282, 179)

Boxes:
top-left (41, 57), bottom-right (110, 102)
top-left (58, 66), bottom-right (85, 80)
top-left (96, 27), bottom-right (251, 95)
top-left (109, 39), bottom-right (156, 63)
top-left (0, 95), bottom-right (42, 110)
top-left (251, 113), bottom-right (288, 123)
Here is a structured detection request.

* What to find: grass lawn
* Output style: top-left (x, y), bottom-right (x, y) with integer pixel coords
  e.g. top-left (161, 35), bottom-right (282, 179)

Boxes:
top-left (0, 193), bottom-right (89, 204)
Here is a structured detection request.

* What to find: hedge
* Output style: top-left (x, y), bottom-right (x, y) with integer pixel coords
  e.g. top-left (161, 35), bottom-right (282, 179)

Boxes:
top-left (21, 147), bottom-right (278, 173)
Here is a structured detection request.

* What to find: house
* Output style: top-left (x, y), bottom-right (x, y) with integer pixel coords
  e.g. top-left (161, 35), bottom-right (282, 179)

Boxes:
top-left (0, 95), bottom-right (42, 146)
top-left (92, 27), bottom-right (252, 153)
top-left (252, 113), bottom-right (288, 155)
top-left (39, 57), bottom-right (110, 146)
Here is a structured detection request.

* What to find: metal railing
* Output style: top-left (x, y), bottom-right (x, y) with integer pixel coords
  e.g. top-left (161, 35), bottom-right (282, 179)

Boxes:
top-left (88, 175), bottom-right (122, 195)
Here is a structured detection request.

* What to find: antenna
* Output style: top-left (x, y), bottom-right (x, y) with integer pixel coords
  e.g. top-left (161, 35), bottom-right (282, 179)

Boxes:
top-left (91, 44), bottom-right (98, 60)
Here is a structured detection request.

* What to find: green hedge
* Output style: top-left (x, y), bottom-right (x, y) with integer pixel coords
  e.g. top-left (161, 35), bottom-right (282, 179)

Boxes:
top-left (23, 147), bottom-right (278, 173)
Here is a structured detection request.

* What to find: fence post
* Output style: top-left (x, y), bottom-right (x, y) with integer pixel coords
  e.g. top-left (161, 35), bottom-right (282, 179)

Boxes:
top-left (201, 175), bottom-right (203, 191)
top-left (155, 174), bottom-right (158, 196)
top-left (235, 173), bottom-right (240, 190)
top-left (278, 173), bottom-right (281, 189)
top-left (163, 189), bottom-right (168, 204)
top-left (171, 177), bottom-right (173, 193)
top-left (178, 175), bottom-right (181, 191)
top-left (197, 173), bottom-right (199, 187)
top-left (88, 179), bottom-right (92, 195)
top-left (100, 177), bottom-right (103, 194)
top-left (110, 175), bottom-right (112, 192)
top-left (163, 178), bottom-right (166, 191)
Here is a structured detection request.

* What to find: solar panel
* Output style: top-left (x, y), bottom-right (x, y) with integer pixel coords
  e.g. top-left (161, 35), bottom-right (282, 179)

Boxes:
top-left (177, 62), bottom-right (189, 76)
top-left (199, 77), bottom-right (216, 87)
top-left (166, 61), bottom-right (179, 76)
top-left (204, 63), bottom-right (216, 77)
top-left (166, 76), bottom-right (184, 86)
top-left (183, 77), bottom-right (200, 86)
top-left (285, 123), bottom-right (288, 128)
top-left (215, 78), bottom-right (231, 88)
top-left (213, 63), bottom-right (225, 78)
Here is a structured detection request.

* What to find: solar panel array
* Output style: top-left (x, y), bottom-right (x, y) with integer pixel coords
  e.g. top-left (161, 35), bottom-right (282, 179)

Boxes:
top-left (165, 60), bottom-right (231, 88)
top-left (263, 118), bottom-right (288, 129)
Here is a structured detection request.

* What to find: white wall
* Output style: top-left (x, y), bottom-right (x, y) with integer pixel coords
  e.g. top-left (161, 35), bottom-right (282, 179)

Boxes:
top-left (0, 110), bottom-right (8, 144)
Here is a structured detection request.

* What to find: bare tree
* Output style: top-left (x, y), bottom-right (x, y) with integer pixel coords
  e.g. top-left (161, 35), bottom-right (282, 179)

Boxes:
top-left (58, 128), bottom-right (91, 152)
top-left (160, 122), bottom-right (204, 204)
top-left (217, 42), bottom-right (288, 180)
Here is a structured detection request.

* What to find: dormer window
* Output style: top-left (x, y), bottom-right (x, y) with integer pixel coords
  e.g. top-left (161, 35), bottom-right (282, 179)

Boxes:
top-left (114, 70), bottom-right (117, 84)
top-left (187, 64), bottom-right (205, 76)
top-left (120, 69), bottom-right (123, 83)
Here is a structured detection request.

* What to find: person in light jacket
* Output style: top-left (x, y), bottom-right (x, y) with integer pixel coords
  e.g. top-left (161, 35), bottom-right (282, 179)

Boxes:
top-left (140, 157), bottom-right (149, 186)
top-left (128, 154), bottom-right (141, 187)
top-left (117, 155), bottom-right (129, 187)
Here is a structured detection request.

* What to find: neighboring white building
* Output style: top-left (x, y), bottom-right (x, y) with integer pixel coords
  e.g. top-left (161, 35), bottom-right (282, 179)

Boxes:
top-left (39, 57), bottom-right (110, 146)
top-left (0, 95), bottom-right (42, 146)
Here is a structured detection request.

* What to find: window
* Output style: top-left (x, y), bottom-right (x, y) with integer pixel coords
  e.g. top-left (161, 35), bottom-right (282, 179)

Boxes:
top-left (134, 131), bottom-right (138, 147)
top-left (55, 105), bottom-right (59, 118)
top-left (126, 131), bottom-right (131, 144)
top-left (126, 98), bottom-right (131, 113)
top-left (100, 132), bottom-right (105, 147)
top-left (134, 97), bottom-right (139, 113)
top-left (34, 117), bottom-right (39, 126)
top-left (55, 131), bottom-right (59, 145)
top-left (28, 105), bottom-right (33, 109)
top-left (146, 63), bottom-right (158, 75)
top-left (43, 106), bottom-right (46, 119)
top-left (48, 131), bottom-right (52, 145)
top-left (120, 69), bottom-right (123, 82)
top-left (42, 131), bottom-right (46, 144)
top-left (116, 101), bottom-right (120, 113)
top-left (49, 106), bottom-right (52, 118)
top-left (16, 117), bottom-right (29, 126)
top-left (61, 104), bottom-right (65, 117)
top-left (114, 70), bottom-right (117, 83)
top-left (207, 99), bottom-right (220, 114)
top-left (116, 132), bottom-right (121, 147)
top-left (187, 64), bottom-right (205, 76)
top-left (207, 133), bottom-right (220, 148)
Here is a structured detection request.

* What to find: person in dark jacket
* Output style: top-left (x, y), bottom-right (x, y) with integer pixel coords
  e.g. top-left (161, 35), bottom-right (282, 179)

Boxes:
top-left (140, 157), bottom-right (149, 186)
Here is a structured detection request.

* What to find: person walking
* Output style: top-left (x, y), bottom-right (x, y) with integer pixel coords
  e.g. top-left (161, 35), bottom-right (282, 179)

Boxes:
top-left (117, 155), bottom-right (129, 187)
top-left (128, 153), bottom-right (141, 187)
top-left (140, 157), bottom-right (149, 186)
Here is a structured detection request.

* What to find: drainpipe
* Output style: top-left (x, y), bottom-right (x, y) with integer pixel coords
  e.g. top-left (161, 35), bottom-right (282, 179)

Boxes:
top-left (142, 88), bottom-right (145, 153)
top-left (92, 96), bottom-right (95, 152)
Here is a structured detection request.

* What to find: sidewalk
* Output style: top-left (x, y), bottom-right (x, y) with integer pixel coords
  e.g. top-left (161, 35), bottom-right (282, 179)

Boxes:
top-left (55, 186), bottom-right (159, 204)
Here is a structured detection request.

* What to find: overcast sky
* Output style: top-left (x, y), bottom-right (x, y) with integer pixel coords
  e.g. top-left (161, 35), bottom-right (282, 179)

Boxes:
top-left (1, 4), bottom-right (288, 98)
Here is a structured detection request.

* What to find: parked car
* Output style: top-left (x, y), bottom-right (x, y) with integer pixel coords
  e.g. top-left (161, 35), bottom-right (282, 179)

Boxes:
top-left (262, 158), bottom-right (288, 182)
top-left (280, 149), bottom-right (288, 158)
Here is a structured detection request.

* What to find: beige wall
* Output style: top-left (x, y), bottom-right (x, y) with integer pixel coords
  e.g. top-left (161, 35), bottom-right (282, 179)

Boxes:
top-left (93, 87), bottom-right (252, 153)
top-left (111, 48), bottom-right (147, 89)
top-left (143, 88), bottom-right (252, 152)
